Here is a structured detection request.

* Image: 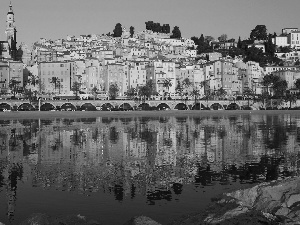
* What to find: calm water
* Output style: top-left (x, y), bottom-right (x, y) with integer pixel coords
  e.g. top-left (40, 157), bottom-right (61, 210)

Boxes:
top-left (0, 113), bottom-right (300, 225)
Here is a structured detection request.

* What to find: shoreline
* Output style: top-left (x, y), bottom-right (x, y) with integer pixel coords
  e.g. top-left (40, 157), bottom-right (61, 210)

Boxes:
top-left (0, 110), bottom-right (299, 119)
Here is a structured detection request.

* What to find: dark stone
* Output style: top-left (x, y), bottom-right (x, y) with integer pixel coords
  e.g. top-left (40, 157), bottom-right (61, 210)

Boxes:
top-left (123, 216), bottom-right (161, 225)
top-left (19, 213), bottom-right (101, 225)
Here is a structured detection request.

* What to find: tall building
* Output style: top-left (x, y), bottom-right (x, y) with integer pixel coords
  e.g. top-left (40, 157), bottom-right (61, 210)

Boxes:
top-left (5, 2), bottom-right (17, 60)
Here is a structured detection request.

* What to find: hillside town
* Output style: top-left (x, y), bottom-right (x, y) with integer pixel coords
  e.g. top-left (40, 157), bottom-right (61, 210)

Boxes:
top-left (1, 3), bottom-right (300, 102)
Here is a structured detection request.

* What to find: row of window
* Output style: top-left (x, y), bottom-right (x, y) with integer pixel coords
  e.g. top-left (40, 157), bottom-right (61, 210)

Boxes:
top-left (43, 71), bottom-right (69, 75)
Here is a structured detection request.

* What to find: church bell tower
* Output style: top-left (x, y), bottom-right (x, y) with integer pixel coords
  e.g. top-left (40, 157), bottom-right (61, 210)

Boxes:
top-left (5, 2), bottom-right (17, 60)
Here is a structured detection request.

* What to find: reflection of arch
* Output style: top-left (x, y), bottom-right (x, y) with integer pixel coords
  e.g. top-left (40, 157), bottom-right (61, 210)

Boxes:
top-left (61, 103), bottom-right (76, 111)
top-left (210, 103), bottom-right (223, 110)
top-left (138, 103), bottom-right (151, 111)
top-left (174, 103), bottom-right (188, 110)
top-left (81, 103), bottom-right (97, 111)
top-left (40, 103), bottom-right (55, 111)
top-left (226, 103), bottom-right (240, 110)
top-left (18, 103), bottom-right (35, 111)
top-left (157, 103), bottom-right (170, 111)
top-left (101, 103), bottom-right (113, 111)
top-left (0, 103), bottom-right (11, 111)
top-left (119, 103), bottom-right (133, 111)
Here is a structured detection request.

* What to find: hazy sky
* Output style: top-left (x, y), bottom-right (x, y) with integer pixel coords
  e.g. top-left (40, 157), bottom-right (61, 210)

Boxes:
top-left (0, 0), bottom-right (300, 46)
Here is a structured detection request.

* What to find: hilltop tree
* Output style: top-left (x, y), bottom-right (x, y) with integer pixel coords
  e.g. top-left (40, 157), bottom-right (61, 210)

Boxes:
top-left (129, 26), bottom-right (134, 38)
top-left (218, 34), bottom-right (228, 42)
top-left (265, 34), bottom-right (276, 57)
top-left (113, 23), bottom-right (123, 37)
top-left (204, 36), bottom-right (214, 43)
top-left (170, 26), bottom-right (181, 39)
top-left (250, 25), bottom-right (268, 41)
top-left (237, 36), bottom-right (242, 49)
top-left (162, 24), bottom-right (170, 33)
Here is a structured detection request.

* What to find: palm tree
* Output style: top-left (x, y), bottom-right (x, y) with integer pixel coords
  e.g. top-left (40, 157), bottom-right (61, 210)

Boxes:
top-left (257, 91), bottom-right (270, 109)
top-left (175, 80), bottom-right (184, 100)
top-left (243, 87), bottom-right (254, 107)
top-left (9, 79), bottom-right (20, 98)
top-left (91, 86), bottom-right (98, 100)
top-left (50, 77), bottom-right (59, 94)
top-left (216, 87), bottom-right (227, 100)
top-left (285, 91), bottom-right (297, 109)
top-left (163, 78), bottom-right (172, 99)
top-left (125, 87), bottom-right (136, 100)
top-left (191, 88), bottom-right (200, 109)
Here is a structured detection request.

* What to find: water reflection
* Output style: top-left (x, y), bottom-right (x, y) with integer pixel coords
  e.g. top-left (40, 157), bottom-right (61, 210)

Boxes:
top-left (0, 114), bottom-right (300, 223)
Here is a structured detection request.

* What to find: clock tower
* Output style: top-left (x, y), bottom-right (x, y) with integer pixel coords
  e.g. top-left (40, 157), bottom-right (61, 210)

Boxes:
top-left (5, 2), bottom-right (17, 60)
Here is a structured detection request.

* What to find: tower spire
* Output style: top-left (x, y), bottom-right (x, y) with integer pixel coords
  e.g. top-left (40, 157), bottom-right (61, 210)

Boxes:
top-left (8, 1), bottom-right (14, 15)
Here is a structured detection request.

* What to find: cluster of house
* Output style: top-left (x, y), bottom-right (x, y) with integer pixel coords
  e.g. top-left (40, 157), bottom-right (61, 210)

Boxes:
top-left (1, 3), bottom-right (300, 98)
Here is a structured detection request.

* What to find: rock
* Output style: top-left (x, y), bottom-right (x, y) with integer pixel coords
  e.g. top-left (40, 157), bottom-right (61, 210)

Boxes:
top-left (0, 222), bottom-right (5, 225)
top-left (170, 177), bottom-right (300, 225)
top-left (19, 213), bottom-right (101, 225)
top-left (286, 193), bottom-right (300, 207)
top-left (123, 216), bottom-right (162, 225)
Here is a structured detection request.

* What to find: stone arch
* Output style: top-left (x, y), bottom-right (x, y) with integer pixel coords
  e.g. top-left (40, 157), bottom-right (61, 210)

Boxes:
top-left (18, 103), bottom-right (35, 111)
top-left (191, 103), bottom-right (208, 110)
top-left (226, 103), bottom-right (241, 110)
top-left (40, 103), bottom-right (55, 111)
top-left (138, 103), bottom-right (151, 111)
top-left (119, 103), bottom-right (133, 111)
top-left (101, 103), bottom-right (114, 111)
top-left (60, 103), bottom-right (76, 111)
top-left (210, 103), bottom-right (224, 110)
top-left (80, 103), bottom-right (97, 111)
top-left (0, 103), bottom-right (11, 111)
top-left (174, 103), bottom-right (188, 110)
top-left (157, 103), bottom-right (170, 111)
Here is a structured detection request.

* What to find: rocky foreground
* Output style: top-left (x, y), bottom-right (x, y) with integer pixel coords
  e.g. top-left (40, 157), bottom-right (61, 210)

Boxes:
top-left (1, 176), bottom-right (299, 225)
top-left (170, 176), bottom-right (300, 225)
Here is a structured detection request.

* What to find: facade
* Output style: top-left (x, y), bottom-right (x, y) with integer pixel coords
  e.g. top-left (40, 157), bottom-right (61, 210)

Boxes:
top-left (0, 60), bottom-right (23, 93)
top-left (147, 58), bottom-right (176, 96)
top-left (273, 70), bottom-right (300, 89)
top-left (272, 36), bottom-right (289, 47)
top-left (38, 61), bottom-right (75, 95)
top-left (288, 31), bottom-right (300, 48)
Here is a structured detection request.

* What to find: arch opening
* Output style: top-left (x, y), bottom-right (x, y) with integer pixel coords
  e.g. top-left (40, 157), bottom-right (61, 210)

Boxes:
top-left (119, 103), bottom-right (133, 111)
top-left (157, 103), bottom-right (170, 111)
top-left (226, 103), bottom-right (240, 110)
top-left (60, 103), bottom-right (76, 111)
top-left (40, 103), bottom-right (55, 111)
top-left (101, 103), bottom-right (114, 111)
top-left (174, 103), bottom-right (188, 110)
top-left (210, 103), bottom-right (224, 110)
top-left (81, 103), bottom-right (97, 111)
top-left (18, 103), bottom-right (35, 111)
top-left (138, 103), bottom-right (151, 111)
top-left (0, 103), bottom-right (11, 111)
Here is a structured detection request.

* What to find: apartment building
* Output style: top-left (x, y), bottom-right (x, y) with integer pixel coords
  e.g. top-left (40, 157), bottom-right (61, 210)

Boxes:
top-left (146, 57), bottom-right (176, 96)
top-left (38, 61), bottom-right (75, 95)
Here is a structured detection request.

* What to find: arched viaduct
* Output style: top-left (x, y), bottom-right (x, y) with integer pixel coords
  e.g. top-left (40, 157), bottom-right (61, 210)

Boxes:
top-left (0, 99), bottom-right (255, 111)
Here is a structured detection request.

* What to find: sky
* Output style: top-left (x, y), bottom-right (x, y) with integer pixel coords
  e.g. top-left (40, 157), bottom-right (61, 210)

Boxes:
top-left (0, 0), bottom-right (300, 46)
